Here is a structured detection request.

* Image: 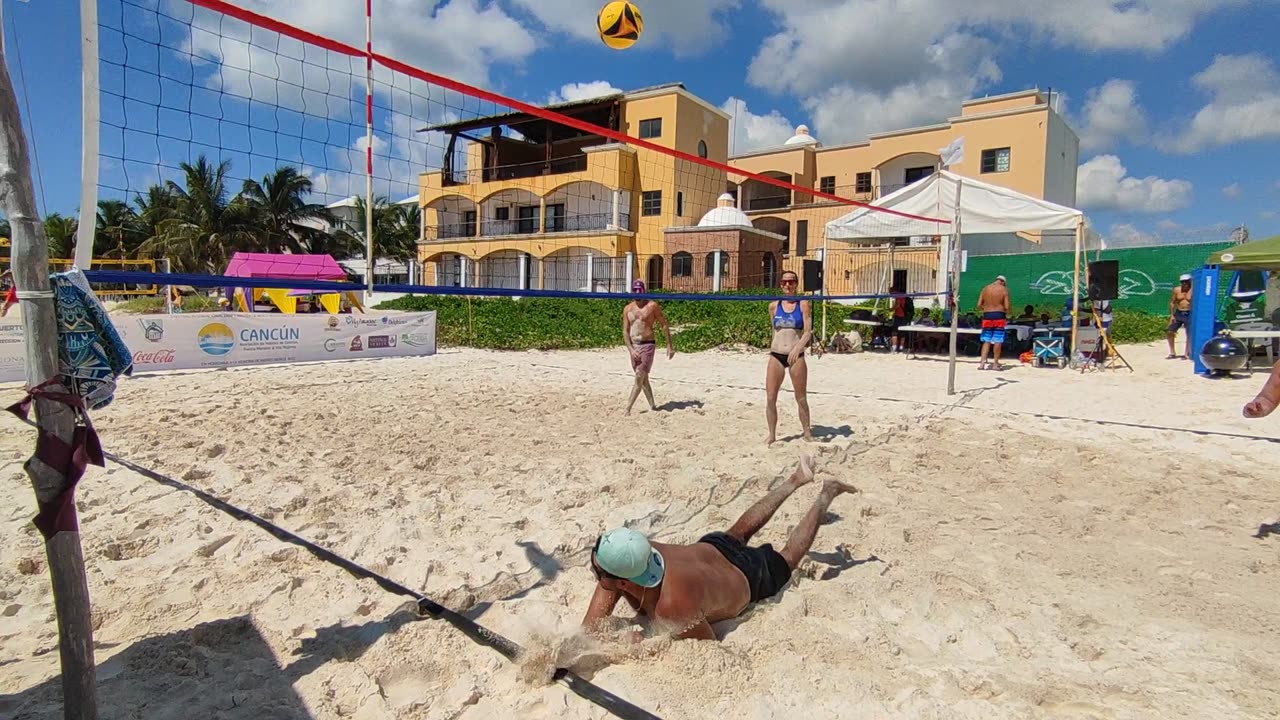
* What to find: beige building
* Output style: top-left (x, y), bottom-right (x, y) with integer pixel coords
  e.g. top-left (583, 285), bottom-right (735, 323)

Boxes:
top-left (727, 89), bottom-right (1079, 295)
top-left (414, 86), bottom-right (1078, 297)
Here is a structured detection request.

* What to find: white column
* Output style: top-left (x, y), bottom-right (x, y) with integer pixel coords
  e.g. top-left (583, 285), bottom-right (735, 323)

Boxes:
top-left (713, 249), bottom-right (723, 292)
top-left (586, 253), bottom-right (595, 292)
top-left (611, 189), bottom-right (621, 229)
top-left (625, 252), bottom-right (634, 290)
top-left (459, 256), bottom-right (468, 288)
top-left (75, 0), bottom-right (100, 269)
top-left (518, 253), bottom-right (528, 291)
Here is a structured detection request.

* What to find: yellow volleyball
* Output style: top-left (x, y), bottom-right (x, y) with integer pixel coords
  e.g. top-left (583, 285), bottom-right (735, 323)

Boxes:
top-left (597, 1), bottom-right (643, 50)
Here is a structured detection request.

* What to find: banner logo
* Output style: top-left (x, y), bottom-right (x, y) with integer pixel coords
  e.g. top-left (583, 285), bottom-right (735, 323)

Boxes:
top-left (197, 322), bottom-right (235, 356)
top-left (138, 319), bottom-right (164, 342)
top-left (350, 336), bottom-right (363, 351)
top-left (324, 338), bottom-right (338, 352)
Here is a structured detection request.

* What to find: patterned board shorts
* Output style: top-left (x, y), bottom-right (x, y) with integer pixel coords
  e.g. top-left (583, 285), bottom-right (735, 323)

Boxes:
top-left (980, 312), bottom-right (1007, 344)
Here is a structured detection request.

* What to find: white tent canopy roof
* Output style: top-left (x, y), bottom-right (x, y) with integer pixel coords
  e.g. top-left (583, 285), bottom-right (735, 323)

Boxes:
top-left (825, 170), bottom-right (1083, 239)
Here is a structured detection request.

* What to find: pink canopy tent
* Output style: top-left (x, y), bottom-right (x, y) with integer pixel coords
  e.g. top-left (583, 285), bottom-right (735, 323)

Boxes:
top-left (223, 253), bottom-right (361, 313)
top-left (225, 252), bottom-right (350, 281)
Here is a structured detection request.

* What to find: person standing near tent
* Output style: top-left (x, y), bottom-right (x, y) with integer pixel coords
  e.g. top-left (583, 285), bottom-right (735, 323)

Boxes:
top-left (766, 270), bottom-right (813, 445)
top-left (1167, 273), bottom-right (1193, 359)
top-left (622, 280), bottom-right (674, 416)
top-left (975, 275), bottom-right (1011, 371)
top-left (889, 284), bottom-right (913, 354)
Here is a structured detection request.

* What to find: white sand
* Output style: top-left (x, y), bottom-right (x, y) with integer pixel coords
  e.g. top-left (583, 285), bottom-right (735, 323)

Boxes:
top-left (1, 341), bottom-right (1278, 719)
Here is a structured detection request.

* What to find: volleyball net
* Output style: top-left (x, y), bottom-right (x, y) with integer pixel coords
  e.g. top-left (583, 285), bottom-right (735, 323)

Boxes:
top-left (90, 0), bottom-right (947, 300)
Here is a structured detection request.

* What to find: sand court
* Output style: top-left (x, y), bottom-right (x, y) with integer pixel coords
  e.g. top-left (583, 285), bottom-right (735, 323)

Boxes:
top-left (1, 343), bottom-right (1278, 719)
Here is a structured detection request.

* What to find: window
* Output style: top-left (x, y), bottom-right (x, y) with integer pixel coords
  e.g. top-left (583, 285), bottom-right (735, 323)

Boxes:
top-left (676, 191), bottom-right (684, 217)
top-left (641, 190), bottom-right (662, 216)
top-left (463, 210), bottom-right (477, 236)
top-left (855, 172), bottom-right (872, 194)
top-left (545, 203), bottom-right (566, 232)
top-left (517, 205), bottom-right (539, 234)
top-left (494, 207), bottom-right (509, 221)
top-left (697, 140), bottom-right (708, 158)
top-left (892, 269), bottom-right (908, 292)
top-left (672, 251), bottom-right (693, 277)
top-left (704, 250), bottom-right (729, 278)
top-left (981, 147), bottom-right (1011, 173)
top-left (795, 220), bottom-right (809, 257)
top-left (819, 176), bottom-right (836, 195)
top-left (762, 253), bottom-right (777, 288)
top-left (905, 166), bottom-right (934, 184)
top-left (638, 118), bottom-right (662, 139)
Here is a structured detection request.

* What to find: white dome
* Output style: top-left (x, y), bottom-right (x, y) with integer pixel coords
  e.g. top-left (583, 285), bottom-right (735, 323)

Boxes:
top-left (698, 206), bottom-right (752, 228)
top-left (784, 124), bottom-right (818, 146)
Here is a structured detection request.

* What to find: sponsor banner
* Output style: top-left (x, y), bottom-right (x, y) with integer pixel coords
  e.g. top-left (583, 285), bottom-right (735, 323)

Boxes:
top-left (0, 311), bottom-right (436, 382)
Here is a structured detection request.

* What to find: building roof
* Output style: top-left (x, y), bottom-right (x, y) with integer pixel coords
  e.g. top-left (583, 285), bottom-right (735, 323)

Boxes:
top-left (697, 193), bottom-right (752, 228)
top-left (783, 125), bottom-right (819, 147)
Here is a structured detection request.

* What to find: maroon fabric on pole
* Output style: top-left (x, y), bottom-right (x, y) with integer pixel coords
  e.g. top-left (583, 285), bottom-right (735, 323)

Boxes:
top-left (6, 380), bottom-right (104, 539)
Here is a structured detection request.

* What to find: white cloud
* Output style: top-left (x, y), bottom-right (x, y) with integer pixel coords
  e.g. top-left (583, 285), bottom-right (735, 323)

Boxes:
top-left (1076, 80), bottom-right (1148, 152)
top-left (1077, 155), bottom-right (1193, 213)
top-left (1107, 223), bottom-right (1157, 246)
top-left (721, 97), bottom-right (796, 154)
top-left (746, 0), bottom-right (1247, 144)
top-left (1222, 182), bottom-right (1243, 199)
top-left (1261, 210), bottom-right (1277, 220)
top-left (1165, 54), bottom-right (1280, 153)
top-left (1156, 219), bottom-right (1183, 231)
top-left (547, 81), bottom-right (622, 104)
top-left (507, 0), bottom-right (739, 57)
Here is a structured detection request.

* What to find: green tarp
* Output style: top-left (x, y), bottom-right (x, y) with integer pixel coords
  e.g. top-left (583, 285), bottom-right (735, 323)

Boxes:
top-left (1207, 234), bottom-right (1280, 270)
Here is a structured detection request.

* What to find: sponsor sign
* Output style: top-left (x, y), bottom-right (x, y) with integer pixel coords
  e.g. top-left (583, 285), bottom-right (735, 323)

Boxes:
top-left (0, 311), bottom-right (435, 382)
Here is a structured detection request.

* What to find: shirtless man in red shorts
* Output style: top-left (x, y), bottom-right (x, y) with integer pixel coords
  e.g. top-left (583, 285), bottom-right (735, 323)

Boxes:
top-left (622, 280), bottom-right (674, 416)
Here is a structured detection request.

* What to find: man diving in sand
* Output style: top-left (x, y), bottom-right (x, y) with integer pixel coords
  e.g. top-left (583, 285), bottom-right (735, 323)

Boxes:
top-left (581, 455), bottom-right (856, 641)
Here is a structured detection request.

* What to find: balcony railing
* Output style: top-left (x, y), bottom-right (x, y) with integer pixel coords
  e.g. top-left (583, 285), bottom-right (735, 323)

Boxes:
top-left (442, 155), bottom-right (590, 186)
top-left (746, 195), bottom-right (790, 211)
top-left (424, 212), bottom-right (632, 241)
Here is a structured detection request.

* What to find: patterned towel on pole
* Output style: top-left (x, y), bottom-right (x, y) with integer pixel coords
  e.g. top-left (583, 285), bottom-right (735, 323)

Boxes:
top-left (52, 267), bottom-right (133, 410)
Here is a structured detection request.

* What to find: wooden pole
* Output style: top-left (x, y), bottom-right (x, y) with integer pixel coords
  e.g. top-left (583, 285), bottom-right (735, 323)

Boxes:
top-left (946, 179), bottom-right (963, 395)
top-left (0, 33), bottom-right (99, 720)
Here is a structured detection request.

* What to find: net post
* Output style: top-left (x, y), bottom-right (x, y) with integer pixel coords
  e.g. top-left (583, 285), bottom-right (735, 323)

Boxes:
top-left (74, 0), bottom-right (100, 270)
top-left (363, 0), bottom-right (374, 298)
top-left (0, 31), bottom-right (99, 718)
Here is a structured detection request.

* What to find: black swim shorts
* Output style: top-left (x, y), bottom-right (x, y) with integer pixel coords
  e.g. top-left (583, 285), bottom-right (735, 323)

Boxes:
top-left (698, 531), bottom-right (793, 604)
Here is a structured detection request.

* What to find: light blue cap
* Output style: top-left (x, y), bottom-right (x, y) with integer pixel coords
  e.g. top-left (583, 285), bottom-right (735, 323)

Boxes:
top-left (594, 527), bottom-right (665, 588)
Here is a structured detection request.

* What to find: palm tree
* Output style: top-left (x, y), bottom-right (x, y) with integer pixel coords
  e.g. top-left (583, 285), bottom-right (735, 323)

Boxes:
top-left (132, 184), bottom-right (177, 257)
top-left (138, 156), bottom-right (255, 272)
top-left (237, 166), bottom-right (334, 254)
top-left (340, 196), bottom-right (420, 264)
top-left (42, 213), bottom-right (78, 259)
top-left (94, 199), bottom-right (140, 259)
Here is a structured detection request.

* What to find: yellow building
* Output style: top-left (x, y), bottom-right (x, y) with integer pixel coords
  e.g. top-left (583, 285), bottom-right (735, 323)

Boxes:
top-left (727, 89), bottom-right (1079, 295)
top-left (415, 86), bottom-right (1078, 297)
top-left (416, 83), bottom-right (730, 291)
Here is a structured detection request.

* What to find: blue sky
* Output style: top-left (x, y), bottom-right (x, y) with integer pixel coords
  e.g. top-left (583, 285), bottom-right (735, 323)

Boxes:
top-left (5, 0), bottom-right (1279, 242)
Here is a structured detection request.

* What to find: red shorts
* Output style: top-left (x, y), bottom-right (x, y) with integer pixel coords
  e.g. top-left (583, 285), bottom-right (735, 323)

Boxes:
top-left (4, 287), bottom-right (16, 305)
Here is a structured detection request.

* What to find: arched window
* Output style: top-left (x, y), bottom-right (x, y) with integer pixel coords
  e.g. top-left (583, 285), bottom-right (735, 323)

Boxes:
top-left (672, 252), bottom-right (693, 278)
top-left (704, 250), bottom-right (729, 277)
top-left (646, 255), bottom-right (664, 289)
top-left (697, 140), bottom-right (708, 158)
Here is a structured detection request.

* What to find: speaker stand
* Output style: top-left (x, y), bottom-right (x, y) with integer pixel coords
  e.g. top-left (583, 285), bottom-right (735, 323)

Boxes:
top-left (1087, 304), bottom-right (1133, 373)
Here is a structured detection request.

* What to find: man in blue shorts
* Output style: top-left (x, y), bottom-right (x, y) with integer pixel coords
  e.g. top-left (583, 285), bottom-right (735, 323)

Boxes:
top-left (1167, 273), bottom-right (1193, 359)
top-left (581, 455), bottom-right (857, 641)
top-left (975, 275), bottom-right (1011, 371)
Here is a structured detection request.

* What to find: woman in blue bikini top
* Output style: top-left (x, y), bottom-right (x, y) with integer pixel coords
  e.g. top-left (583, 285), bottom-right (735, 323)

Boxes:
top-left (765, 270), bottom-right (813, 445)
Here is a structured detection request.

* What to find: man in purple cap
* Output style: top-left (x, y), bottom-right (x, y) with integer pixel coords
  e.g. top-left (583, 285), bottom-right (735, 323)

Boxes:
top-left (622, 280), bottom-right (674, 416)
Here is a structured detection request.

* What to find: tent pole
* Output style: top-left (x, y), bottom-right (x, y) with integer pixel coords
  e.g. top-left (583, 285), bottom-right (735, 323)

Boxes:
top-left (947, 179), bottom-right (962, 395)
top-left (1070, 219), bottom-right (1082, 368)
top-left (821, 233), bottom-right (828, 344)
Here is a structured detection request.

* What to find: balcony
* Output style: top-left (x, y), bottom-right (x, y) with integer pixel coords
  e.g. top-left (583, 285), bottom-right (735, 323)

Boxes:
top-left (424, 211), bottom-right (632, 242)
top-left (746, 195), bottom-right (790, 211)
top-left (443, 156), bottom-right (590, 186)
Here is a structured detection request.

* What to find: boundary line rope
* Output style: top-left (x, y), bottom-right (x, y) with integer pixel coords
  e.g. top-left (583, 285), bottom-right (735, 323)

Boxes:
top-left (6, 416), bottom-right (662, 720)
top-left (180, 0), bottom-right (948, 225)
top-left (83, 269), bottom-right (938, 303)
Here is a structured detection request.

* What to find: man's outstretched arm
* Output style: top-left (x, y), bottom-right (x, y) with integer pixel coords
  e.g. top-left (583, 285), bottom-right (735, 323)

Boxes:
top-left (1244, 360), bottom-right (1280, 418)
top-left (581, 583), bottom-right (623, 634)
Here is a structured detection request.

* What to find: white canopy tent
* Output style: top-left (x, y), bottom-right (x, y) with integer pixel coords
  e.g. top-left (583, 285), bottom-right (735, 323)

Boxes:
top-left (824, 171), bottom-right (1086, 394)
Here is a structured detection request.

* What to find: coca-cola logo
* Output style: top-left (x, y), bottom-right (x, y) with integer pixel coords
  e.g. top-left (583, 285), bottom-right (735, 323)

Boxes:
top-left (132, 349), bottom-right (177, 364)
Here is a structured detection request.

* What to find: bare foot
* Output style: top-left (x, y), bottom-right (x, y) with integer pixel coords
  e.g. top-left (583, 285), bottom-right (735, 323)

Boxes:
top-left (790, 453), bottom-right (816, 487)
top-left (820, 479), bottom-right (858, 498)
top-left (1245, 396), bottom-right (1277, 418)
top-left (625, 408), bottom-right (633, 417)
top-left (765, 433), bottom-right (776, 445)
top-left (801, 431), bottom-right (815, 442)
